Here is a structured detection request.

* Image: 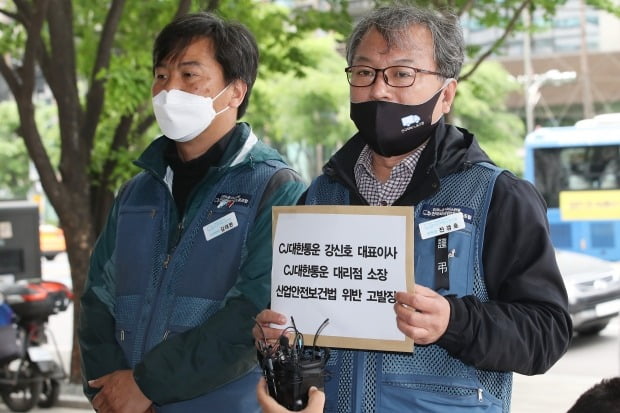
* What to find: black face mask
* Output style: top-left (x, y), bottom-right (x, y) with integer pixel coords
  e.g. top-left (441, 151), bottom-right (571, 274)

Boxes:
top-left (350, 88), bottom-right (444, 157)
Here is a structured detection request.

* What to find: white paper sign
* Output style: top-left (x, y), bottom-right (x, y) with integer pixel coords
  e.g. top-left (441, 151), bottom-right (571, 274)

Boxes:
top-left (271, 205), bottom-right (414, 352)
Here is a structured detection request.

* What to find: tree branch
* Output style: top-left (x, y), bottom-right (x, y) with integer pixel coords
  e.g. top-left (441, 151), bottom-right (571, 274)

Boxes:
top-left (459, 0), bottom-right (530, 81)
top-left (46, 0), bottom-right (88, 192)
top-left (456, 0), bottom-right (476, 17)
top-left (0, 8), bottom-right (22, 23)
top-left (91, 113), bottom-right (134, 234)
top-left (175, 0), bottom-right (192, 17)
top-left (8, 0), bottom-right (58, 195)
top-left (206, 0), bottom-right (220, 12)
top-left (16, 0), bottom-right (49, 96)
top-left (0, 56), bottom-right (19, 92)
top-left (136, 113), bottom-right (156, 136)
top-left (82, 0), bottom-right (127, 154)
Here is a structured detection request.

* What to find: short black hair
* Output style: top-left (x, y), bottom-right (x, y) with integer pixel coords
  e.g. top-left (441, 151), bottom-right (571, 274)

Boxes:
top-left (152, 12), bottom-right (259, 118)
top-left (567, 377), bottom-right (620, 413)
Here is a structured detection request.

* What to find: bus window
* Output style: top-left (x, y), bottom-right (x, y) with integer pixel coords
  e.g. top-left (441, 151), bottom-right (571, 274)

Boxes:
top-left (534, 148), bottom-right (567, 208)
top-left (533, 145), bottom-right (620, 208)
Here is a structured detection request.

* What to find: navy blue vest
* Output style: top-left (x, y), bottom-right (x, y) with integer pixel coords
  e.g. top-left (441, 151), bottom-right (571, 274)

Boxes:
top-left (306, 162), bottom-right (513, 413)
top-left (113, 159), bottom-right (286, 412)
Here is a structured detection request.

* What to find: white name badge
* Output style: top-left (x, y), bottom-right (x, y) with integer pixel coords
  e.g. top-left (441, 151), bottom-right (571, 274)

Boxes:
top-left (418, 212), bottom-right (465, 240)
top-left (203, 212), bottom-right (238, 241)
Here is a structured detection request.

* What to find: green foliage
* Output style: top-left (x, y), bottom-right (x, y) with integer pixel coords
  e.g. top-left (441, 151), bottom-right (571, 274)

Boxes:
top-left (85, 1), bottom-right (180, 188)
top-left (82, 0), bottom-right (352, 188)
top-left (453, 61), bottom-right (526, 175)
top-left (0, 103), bottom-right (28, 198)
top-left (245, 34), bottom-right (356, 179)
top-left (0, 101), bottom-right (60, 199)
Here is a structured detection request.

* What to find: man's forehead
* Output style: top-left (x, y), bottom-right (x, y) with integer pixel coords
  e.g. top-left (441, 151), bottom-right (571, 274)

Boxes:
top-left (158, 37), bottom-right (214, 64)
top-left (360, 26), bottom-right (429, 53)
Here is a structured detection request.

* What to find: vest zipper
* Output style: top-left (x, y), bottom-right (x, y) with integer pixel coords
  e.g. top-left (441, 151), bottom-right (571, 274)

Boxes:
top-left (176, 220), bottom-right (184, 244)
top-left (478, 388), bottom-right (483, 402)
top-left (171, 219), bottom-right (185, 250)
top-left (163, 330), bottom-right (170, 341)
top-left (120, 330), bottom-right (125, 341)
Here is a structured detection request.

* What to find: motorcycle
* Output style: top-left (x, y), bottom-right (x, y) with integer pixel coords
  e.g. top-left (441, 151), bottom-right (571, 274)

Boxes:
top-left (0, 280), bottom-right (73, 412)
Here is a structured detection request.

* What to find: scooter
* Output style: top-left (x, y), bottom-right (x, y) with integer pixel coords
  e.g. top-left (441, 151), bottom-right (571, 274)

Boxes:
top-left (0, 280), bottom-right (73, 412)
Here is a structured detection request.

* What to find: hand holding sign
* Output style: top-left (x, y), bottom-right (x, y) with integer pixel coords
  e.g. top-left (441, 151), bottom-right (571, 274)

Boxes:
top-left (394, 285), bottom-right (451, 345)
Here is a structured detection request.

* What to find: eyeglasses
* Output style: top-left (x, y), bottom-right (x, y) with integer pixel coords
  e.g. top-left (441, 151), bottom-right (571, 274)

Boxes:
top-left (344, 65), bottom-right (445, 88)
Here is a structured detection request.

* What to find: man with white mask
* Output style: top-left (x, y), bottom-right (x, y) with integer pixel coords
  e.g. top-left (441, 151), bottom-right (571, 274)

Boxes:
top-left (79, 12), bottom-right (306, 413)
top-left (255, 4), bottom-right (571, 413)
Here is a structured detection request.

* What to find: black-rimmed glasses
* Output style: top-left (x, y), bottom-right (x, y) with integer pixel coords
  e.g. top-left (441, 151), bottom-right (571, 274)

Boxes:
top-left (345, 65), bottom-right (445, 88)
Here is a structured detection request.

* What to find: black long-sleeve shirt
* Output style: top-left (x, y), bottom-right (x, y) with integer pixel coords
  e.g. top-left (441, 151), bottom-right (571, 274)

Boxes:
top-left (305, 119), bottom-right (572, 375)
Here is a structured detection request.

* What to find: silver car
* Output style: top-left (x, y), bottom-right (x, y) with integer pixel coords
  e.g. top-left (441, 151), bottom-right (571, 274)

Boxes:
top-left (555, 249), bottom-right (620, 335)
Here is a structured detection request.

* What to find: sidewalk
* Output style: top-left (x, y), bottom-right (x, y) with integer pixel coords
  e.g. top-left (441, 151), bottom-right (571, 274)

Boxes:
top-left (56, 382), bottom-right (91, 410)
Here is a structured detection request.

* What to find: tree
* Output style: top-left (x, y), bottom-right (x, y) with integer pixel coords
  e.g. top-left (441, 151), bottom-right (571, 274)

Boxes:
top-left (246, 34), bottom-right (357, 180)
top-left (0, 0), bottom-right (349, 383)
top-left (373, 0), bottom-right (620, 82)
top-left (453, 61), bottom-right (526, 175)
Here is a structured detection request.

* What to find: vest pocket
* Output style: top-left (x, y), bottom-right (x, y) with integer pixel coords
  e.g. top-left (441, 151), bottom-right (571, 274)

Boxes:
top-left (115, 295), bottom-right (141, 366)
top-left (413, 217), bottom-right (474, 295)
top-left (376, 379), bottom-right (502, 413)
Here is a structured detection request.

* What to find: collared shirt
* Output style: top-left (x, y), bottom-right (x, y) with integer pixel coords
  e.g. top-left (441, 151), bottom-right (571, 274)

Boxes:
top-left (354, 143), bottom-right (427, 206)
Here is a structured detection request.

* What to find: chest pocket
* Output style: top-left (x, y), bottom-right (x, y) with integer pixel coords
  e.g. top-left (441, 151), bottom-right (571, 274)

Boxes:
top-left (413, 215), bottom-right (476, 297)
top-left (173, 203), bottom-right (252, 300)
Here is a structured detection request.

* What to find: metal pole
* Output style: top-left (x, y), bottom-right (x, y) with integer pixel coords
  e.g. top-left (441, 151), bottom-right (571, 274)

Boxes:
top-left (523, 8), bottom-right (535, 133)
top-left (579, 0), bottom-right (595, 119)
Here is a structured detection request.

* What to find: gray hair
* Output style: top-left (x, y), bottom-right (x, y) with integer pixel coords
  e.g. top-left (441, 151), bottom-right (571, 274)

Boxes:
top-left (346, 4), bottom-right (464, 79)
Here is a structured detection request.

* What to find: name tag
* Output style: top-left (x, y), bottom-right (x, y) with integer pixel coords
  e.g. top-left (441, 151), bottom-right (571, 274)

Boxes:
top-left (418, 212), bottom-right (465, 240)
top-left (203, 212), bottom-right (238, 241)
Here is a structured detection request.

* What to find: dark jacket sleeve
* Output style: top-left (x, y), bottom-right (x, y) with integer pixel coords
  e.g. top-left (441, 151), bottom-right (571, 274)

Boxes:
top-left (133, 169), bottom-right (307, 404)
top-left (437, 172), bottom-right (572, 375)
top-left (78, 198), bottom-right (130, 400)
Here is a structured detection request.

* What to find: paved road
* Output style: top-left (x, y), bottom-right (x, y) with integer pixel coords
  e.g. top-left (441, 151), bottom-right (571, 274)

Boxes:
top-left (512, 317), bottom-right (619, 412)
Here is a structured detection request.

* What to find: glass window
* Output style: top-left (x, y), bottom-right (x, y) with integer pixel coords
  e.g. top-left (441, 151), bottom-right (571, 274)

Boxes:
top-left (533, 145), bottom-right (620, 207)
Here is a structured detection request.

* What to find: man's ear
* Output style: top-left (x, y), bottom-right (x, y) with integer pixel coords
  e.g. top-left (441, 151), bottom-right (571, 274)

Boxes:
top-left (228, 79), bottom-right (248, 109)
top-left (441, 79), bottom-right (458, 114)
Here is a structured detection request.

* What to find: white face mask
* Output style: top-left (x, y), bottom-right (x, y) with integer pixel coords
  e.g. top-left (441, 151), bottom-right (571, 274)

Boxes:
top-left (152, 86), bottom-right (229, 142)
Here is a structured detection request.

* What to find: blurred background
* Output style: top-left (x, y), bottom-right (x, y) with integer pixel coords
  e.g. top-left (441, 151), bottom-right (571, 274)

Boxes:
top-left (0, 1), bottom-right (619, 412)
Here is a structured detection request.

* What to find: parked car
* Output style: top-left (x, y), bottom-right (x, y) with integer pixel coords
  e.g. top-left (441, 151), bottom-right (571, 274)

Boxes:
top-left (555, 249), bottom-right (620, 336)
top-left (39, 224), bottom-right (66, 261)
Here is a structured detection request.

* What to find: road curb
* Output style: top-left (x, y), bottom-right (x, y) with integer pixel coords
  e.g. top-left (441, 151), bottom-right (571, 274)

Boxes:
top-left (56, 395), bottom-right (91, 410)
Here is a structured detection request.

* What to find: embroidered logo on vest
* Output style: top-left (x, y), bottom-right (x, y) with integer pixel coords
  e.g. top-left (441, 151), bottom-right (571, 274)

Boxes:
top-left (420, 204), bottom-right (475, 224)
top-left (214, 193), bottom-right (251, 208)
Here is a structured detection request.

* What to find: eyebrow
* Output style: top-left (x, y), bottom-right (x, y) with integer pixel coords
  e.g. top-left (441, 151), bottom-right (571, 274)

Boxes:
top-left (177, 61), bottom-right (204, 69)
top-left (352, 56), bottom-right (416, 66)
top-left (155, 60), bottom-right (204, 70)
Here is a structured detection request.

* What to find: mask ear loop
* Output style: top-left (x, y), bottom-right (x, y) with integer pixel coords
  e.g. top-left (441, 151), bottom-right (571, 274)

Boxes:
top-left (440, 77), bottom-right (455, 91)
top-left (211, 84), bottom-right (232, 116)
top-left (435, 77), bottom-right (456, 113)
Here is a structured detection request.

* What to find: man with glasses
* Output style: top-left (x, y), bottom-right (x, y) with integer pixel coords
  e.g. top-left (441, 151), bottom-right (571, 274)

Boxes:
top-left (254, 4), bottom-right (571, 412)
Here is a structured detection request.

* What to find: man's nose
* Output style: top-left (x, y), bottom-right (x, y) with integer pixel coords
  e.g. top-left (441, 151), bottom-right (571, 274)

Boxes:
top-left (162, 73), bottom-right (184, 91)
top-left (368, 72), bottom-right (392, 101)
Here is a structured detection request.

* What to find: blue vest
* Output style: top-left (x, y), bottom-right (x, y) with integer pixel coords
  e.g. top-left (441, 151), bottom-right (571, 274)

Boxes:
top-left (113, 159), bottom-right (287, 412)
top-left (305, 162), bottom-right (512, 413)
